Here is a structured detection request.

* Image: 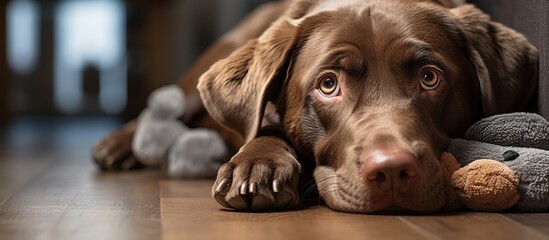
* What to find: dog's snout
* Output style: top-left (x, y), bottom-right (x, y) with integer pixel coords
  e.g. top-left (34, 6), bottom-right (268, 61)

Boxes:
top-left (362, 149), bottom-right (419, 193)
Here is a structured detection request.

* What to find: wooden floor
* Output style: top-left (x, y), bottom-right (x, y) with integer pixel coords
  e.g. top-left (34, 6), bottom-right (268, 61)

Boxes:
top-left (1, 117), bottom-right (549, 240)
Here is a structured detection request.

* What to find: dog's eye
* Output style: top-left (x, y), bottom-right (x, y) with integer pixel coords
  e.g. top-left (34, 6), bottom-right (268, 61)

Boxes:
top-left (318, 75), bottom-right (340, 97)
top-left (420, 67), bottom-right (441, 90)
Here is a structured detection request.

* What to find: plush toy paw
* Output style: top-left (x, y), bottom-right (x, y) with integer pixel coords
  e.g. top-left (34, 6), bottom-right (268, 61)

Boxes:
top-left (440, 152), bottom-right (462, 211)
top-left (132, 84), bottom-right (231, 178)
top-left (146, 85), bottom-right (186, 118)
top-left (132, 112), bottom-right (187, 166)
top-left (132, 85), bottom-right (188, 166)
top-left (167, 129), bottom-right (228, 178)
top-left (451, 159), bottom-right (519, 212)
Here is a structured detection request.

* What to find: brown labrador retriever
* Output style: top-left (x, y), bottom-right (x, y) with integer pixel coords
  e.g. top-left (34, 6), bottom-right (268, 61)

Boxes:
top-left (95, 0), bottom-right (538, 213)
top-left (198, 0), bottom-right (538, 213)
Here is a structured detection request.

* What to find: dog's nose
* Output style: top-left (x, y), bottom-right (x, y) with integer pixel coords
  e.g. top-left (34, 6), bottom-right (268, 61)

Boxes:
top-left (362, 149), bottom-right (419, 193)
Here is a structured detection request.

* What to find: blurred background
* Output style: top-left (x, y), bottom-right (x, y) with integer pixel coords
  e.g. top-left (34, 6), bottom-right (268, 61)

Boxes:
top-left (0, 0), bottom-right (546, 156)
top-left (0, 0), bottom-right (271, 153)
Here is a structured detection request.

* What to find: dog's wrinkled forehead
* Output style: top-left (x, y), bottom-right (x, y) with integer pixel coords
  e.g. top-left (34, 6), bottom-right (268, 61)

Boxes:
top-left (294, 0), bottom-right (372, 22)
top-left (297, 0), bottom-right (426, 20)
top-left (309, 0), bottom-right (364, 14)
top-left (290, 0), bottom-right (454, 87)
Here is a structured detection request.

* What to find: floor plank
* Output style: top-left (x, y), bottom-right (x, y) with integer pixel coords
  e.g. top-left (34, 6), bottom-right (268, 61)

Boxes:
top-left (48, 167), bottom-right (162, 240)
top-left (158, 180), bottom-right (430, 240)
top-left (505, 214), bottom-right (549, 236)
top-left (0, 153), bottom-right (50, 206)
top-left (399, 213), bottom-right (548, 240)
top-left (160, 198), bottom-right (429, 240)
top-left (0, 159), bottom-right (163, 240)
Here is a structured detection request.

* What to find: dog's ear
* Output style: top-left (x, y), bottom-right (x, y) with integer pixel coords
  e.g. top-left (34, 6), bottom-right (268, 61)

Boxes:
top-left (198, 1), bottom-right (316, 142)
top-left (451, 5), bottom-right (538, 116)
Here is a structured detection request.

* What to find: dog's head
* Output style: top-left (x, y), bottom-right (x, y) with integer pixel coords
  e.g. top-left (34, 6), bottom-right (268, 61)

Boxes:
top-left (198, 0), bottom-right (538, 213)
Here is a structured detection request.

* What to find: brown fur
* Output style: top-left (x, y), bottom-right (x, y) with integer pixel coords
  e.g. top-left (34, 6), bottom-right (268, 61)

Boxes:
top-left (94, 0), bottom-right (538, 213)
top-left (198, 0), bottom-right (537, 213)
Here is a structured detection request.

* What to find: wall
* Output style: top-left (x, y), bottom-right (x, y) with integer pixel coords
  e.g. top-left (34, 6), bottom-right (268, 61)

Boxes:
top-left (468, 0), bottom-right (549, 119)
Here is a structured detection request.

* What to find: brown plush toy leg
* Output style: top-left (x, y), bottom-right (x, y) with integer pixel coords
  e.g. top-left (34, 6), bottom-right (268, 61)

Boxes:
top-left (440, 152), bottom-right (462, 211)
top-left (452, 159), bottom-right (520, 212)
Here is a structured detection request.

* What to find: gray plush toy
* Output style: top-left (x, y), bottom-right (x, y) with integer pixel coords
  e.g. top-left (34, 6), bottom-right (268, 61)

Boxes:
top-left (442, 112), bottom-right (549, 212)
top-left (132, 85), bottom-right (229, 178)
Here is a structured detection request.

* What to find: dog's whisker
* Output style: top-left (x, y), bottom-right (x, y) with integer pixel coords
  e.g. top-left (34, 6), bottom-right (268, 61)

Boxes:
top-left (299, 180), bottom-right (319, 207)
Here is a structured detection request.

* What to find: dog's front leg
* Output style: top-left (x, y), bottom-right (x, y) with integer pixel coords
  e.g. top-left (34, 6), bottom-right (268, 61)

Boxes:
top-left (212, 128), bottom-right (300, 211)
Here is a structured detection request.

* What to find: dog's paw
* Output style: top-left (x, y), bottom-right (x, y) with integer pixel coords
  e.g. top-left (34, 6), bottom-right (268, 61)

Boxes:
top-left (212, 137), bottom-right (300, 211)
top-left (93, 121), bottom-right (144, 171)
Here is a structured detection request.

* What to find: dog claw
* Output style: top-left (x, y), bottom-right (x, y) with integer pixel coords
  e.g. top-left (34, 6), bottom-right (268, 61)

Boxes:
top-left (273, 179), bottom-right (280, 193)
top-left (240, 182), bottom-right (248, 195)
top-left (95, 148), bottom-right (108, 160)
top-left (215, 178), bottom-right (228, 193)
top-left (249, 182), bottom-right (256, 194)
top-left (105, 156), bottom-right (116, 166)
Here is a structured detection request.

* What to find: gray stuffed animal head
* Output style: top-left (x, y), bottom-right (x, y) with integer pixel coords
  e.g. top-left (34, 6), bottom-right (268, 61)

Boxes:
top-left (448, 112), bottom-right (549, 211)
